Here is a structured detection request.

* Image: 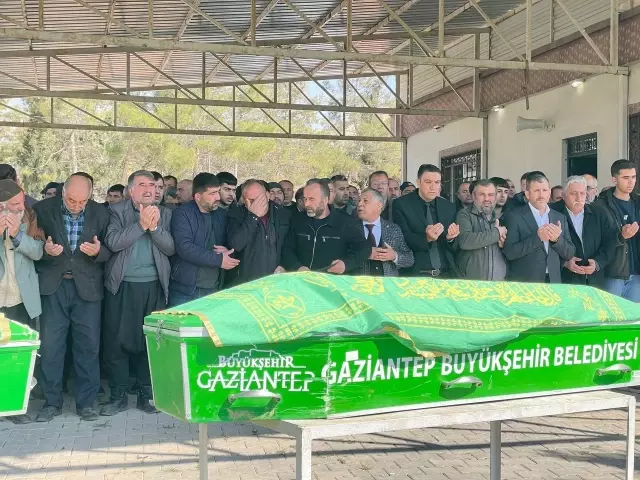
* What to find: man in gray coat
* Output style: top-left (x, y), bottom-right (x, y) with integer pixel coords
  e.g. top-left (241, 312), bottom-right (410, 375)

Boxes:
top-left (101, 170), bottom-right (175, 417)
top-left (455, 179), bottom-right (508, 281)
top-left (0, 180), bottom-right (44, 424)
top-left (357, 188), bottom-right (414, 276)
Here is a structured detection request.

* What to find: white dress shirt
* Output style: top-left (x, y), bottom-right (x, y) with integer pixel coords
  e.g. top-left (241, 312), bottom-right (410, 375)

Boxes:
top-left (566, 208), bottom-right (584, 246)
top-left (362, 217), bottom-right (382, 246)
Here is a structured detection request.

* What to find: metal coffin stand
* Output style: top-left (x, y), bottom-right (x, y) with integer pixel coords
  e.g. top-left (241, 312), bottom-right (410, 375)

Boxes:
top-left (197, 390), bottom-right (636, 480)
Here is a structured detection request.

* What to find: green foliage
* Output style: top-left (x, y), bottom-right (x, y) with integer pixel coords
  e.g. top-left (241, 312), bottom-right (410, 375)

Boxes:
top-left (1, 79), bottom-right (401, 198)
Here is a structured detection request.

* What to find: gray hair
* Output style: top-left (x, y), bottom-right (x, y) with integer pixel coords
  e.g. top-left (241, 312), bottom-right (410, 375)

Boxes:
top-left (564, 175), bottom-right (587, 192)
top-left (62, 174), bottom-right (93, 197)
top-left (127, 170), bottom-right (155, 190)
top-left (362, 188), bottom-right (387, 209)
top-left (240, 178), bottom-right (266, 200)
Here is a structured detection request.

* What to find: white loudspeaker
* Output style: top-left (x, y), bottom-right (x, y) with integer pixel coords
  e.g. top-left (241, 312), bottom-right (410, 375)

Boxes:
top-left (516, 117), bottom-right (554, 132)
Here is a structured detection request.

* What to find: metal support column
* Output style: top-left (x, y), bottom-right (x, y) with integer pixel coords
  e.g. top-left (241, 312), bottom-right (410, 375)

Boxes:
top-left (611, 0), bottom-right (619, 68)
top-left (126, 52), bottom-right (130, 94)
top-left (232, 85), bottom-right (236, 132)
top-left (273, 57), bottom-right (278, 103)
top-left (626, 397), bottom-right (636, 480)
top-left (199, 424), bottom-right (208, 480)
top-left (201, 52), bottom-right (206, 99)
top-left (473, 33), bottom-right (481, 116)
top-left (482, 117), bottom-right (489, 178)
top-left (619, 73), bottom-right (630, 160)
top-left (489, 421), bottom-right (501, 480)
top-left (526, 0), bottom-right (532, 63)
top-left (296, 430), bottom-right (312, 480)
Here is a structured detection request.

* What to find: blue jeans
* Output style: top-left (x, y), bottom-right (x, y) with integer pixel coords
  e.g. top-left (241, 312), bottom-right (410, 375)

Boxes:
top-left (604, 275), bottom-right (640, 302)
top-left (169, 287), bottom-right (217, 308)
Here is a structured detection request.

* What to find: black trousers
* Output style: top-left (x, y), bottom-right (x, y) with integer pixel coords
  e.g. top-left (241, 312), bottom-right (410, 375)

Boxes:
top-left (103, 281), bottom-right (164, 391)
top-left (39, 279), bottom-right (102, 409)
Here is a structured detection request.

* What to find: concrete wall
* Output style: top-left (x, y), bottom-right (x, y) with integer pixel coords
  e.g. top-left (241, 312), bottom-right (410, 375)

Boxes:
top-left (407, 72), bottom-right (627, 188)
top-left (406, 117), bottom-right (483, 181)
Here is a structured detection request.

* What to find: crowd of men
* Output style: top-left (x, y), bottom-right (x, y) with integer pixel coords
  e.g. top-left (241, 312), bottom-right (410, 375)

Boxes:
top-left (0, 157), bottom-right (638, 425)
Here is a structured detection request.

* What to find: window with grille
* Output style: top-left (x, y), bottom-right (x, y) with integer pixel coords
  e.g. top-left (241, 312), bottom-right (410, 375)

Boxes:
top-left (441, 149), bottom-right (480, 202)
top-left (565, 133), bottom-right (597, 178)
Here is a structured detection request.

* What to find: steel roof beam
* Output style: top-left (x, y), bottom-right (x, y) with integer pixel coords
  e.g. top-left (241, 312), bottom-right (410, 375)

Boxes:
top-left (0, 27), bottom-right (628, 75)
top-left (0, 120), bottom-right (405, 142)
top-left (0, 88), bottom-right (488, 117)
top-left (151, 0), bottom-right (200, 87)
top-left (376, 0), bottom-right (472, 110)
top-left (554, 0), bottom-right (609, 65)
top-left (205, 0), bottom-right (279, 82)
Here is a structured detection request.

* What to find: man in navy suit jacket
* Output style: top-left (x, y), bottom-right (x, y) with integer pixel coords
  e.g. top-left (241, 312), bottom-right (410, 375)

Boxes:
top-left (169, 173), bottom-right (239, 307)
top-left (502, 172), bottom-right (575, 283)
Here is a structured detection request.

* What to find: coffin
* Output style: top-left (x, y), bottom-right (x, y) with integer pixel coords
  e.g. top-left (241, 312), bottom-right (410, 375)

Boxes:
top-left (0, 316), bottom-right (39, 416)
top-left (143, 273), bottom-right (640, 423)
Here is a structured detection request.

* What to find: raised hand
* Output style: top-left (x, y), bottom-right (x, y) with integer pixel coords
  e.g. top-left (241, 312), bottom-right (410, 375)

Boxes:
top-left (79, 236), bottom-right (101, 257)
top-left (45, 236), bottom-right (64, 256)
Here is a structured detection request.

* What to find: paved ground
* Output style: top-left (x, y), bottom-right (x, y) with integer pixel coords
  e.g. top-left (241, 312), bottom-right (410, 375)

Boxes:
top-left (1, 390), bottom-right (639, 480)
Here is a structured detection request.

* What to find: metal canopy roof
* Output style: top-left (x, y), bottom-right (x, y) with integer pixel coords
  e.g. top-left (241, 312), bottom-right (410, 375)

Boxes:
top-left (0, 0), bottom-right (628, 142)
top-left (0, 0), bottom-right (523, 91)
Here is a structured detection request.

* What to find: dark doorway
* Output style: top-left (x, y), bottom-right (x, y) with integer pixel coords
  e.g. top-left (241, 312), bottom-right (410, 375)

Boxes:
top-left (565, 133), bottom-right (597, 177)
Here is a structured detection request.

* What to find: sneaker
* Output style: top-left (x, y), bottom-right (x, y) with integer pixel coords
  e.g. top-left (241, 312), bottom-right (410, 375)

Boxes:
top-left (77, 406), bottom-right (99, 421)
top-left (35, 405), bottom-right (62, 422)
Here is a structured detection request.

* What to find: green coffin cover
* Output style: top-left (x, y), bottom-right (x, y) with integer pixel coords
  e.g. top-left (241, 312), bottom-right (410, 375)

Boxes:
top-left (0, 315), bottom-right (39, 344)
top-left (145, 273), bottom-right (640, 354)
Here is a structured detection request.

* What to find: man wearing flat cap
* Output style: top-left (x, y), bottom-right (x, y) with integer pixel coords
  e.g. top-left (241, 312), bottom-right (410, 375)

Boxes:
top-left (33, 173), bottom-right (112, 422)
top-left (0, 180), bottom-right (45, 424)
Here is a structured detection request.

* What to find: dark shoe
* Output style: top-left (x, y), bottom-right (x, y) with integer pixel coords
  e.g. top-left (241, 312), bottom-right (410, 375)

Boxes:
top-left (6, 414), bottom-right (32, 425)
top-left (137, 386), bottom-right (159, 414)
top-left (100, 388), bottom-right (128, 416)
top-left (35, 405), bottom-right (61, 422)
top-left (77, 406), bottom-right (99, 421)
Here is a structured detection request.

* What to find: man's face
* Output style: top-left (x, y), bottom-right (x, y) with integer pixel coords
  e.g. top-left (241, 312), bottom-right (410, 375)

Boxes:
top-left (195, 186), bottom-right (220, 213)
top-left (525, 180), bottom-right (551, 211)
top-left (402, 185), bottom-right (416, 196)
top-left (369, 174), bottom-right (389, 198)
top-left (388, 179), bottom-right (400, 199)
top-left (303, 184), bottom-right (328, 218)
top-left (551, 188), bottom-right (563, 203)
top-left (457, 182), bottom-right (472, 205)
top-left (130, 176), bottom-right (156, 207)
top-left (584, 175), bottom-right (598, 203)
top-left (244, 184), bottom-right (269, 211)
top-left (506, 179), bottom-right (516, 198)
top-left (565, 182), bottom-right (586, 215)
top-left (357, 191), bottom-right (383, 222)
top-left (154, 179), bottom-right (164, 204)
top-left (296, 195), bottom-right (305, 212)
top-left (473, 184), bottom-right (497, 216)
top-left (219, 183), bottom-right (236, 206)
top-left (280, 181), bottom-right (294, 205)
top-left (520, 178), bottom-right (527, 192)
top-left (418, 172), bottom-right (441, 201)
top-left (0, 192), bottom-right (25, 219)
top-left (613, 168), bottom-right (637, 195)
top-left (327, 183), bottom-right (335, 204)
top-left (269, 187), bottom-right (284, 205)
top-left (348, 186), bottom-right (359, 203)
top-left (177, 181), bottom-right (192, 204)
top-left (495, 186), bottom-right (509, 207)
top-left (106, 191), bottom-right (123, 204)
top-left (164, 177), bottom-right (177, 189)
top-left (333, 180), bottom-right (349, 207)
top-left (165, 196), bottom-right (180, 205)
top-left (44, 187), bottom-right (57, 199)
